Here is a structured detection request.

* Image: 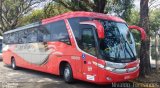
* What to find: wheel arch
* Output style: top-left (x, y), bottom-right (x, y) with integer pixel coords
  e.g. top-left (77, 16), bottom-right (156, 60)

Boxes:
top-left (11, 56), bottom-right (15, 62)
top-left (59, 60), bottom-right (73, 77)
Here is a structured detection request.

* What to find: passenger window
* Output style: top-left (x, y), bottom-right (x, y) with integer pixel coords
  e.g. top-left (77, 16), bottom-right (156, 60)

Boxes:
top-left (17, 27), bottom-right (38, 44)
top-left (27, 28), bottom-right (38, 43)
top-left (3, 34), bottom-right (7, 44)
top-left (4, 20), bottom-right (70, 44)
top-left (68, 17), bottom-right (91, 44)
top-left (7, 34), bottom-right (11, 44)
top-left (38, 20), bottom-right (71, 45)
top-left (18, 31), bottom-right (26, 44)
top-left (8, 33), bottom-right (18, 44)
top-left (13, 32), bottom-right (19, 43)
top-left (80, 25), bottom-right (96, 56)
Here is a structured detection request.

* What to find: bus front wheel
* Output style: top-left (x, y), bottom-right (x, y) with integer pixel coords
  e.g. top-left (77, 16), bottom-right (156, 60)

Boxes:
top-left (63, 64), bottom-right (74, 83)
top-left (11, 58), bottom-right (17, 70)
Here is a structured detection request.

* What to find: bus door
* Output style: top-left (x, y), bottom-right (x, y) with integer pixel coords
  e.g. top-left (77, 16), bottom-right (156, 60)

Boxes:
top-left (79, 24), bottom-right (98, 82)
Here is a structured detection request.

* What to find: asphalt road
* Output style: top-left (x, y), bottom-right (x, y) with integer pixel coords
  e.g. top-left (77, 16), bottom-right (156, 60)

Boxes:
top-left (0, 61), bottom-right (133, 88)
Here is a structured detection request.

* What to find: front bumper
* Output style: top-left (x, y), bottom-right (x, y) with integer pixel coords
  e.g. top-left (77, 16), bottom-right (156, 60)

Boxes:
top-left (96, 68), bottom-right (139, 84)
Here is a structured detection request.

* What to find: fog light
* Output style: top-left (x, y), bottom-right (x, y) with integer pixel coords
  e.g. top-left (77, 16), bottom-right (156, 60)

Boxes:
top-left (106, 77), bottom-right (112, 81)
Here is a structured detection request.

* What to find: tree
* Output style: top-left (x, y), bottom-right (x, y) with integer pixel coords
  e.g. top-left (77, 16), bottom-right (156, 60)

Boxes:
top-left (19, 9), bottom-right (45, 26)
top-left (149, 9), bottom-right (160, 71)
top-left (139, 0), bottom-right (151, 77)
top-left (0, 0), bottom-right (44, 34)
top-left (0, 0), bottom-right (4, 33)
top-left (111, 0), bottom-right (134, 22)
top-left (128, 9), bottom-right (139, 25)
top-left (154, 30), bottom-right (159, 71)
top-left (149, 9), bottom-right (160, 32)
top-left (19, 2), bottom-right (70, 26)
top-left (53, 0), bottom-right (107, 13)
top-left (149, 0), bottom-right (160, 10)
top-left (43, 2), bottom-right (70, 18)
top-left (53, 0), bottom-right (134, 16)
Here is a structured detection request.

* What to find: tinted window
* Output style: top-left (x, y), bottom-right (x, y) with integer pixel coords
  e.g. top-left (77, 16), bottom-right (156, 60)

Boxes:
top-left (99, 20), bottom-right (136, 62)
top-left (27, 28), bottom-right (38, 43)
top-left (3, 32), bottom-right (18, 44)
top-left (80, 24), bottom-right (96, 56)
top-left (68, 17), bottom-right (91, 45)
top-left (38, 20), bottom-right (70, 44)
top-left (13, 32), bottom-right (19, 43)
top-left (68, 17), bottom-right (98, 55)
top-left (4, 27), bottom-right (38, 44)
top-left (4, 20), bottom-right (70, 44)
top-left (18, 30), bottom-right (28, 43)
top-left (3, 34), bottom-right (9, 44)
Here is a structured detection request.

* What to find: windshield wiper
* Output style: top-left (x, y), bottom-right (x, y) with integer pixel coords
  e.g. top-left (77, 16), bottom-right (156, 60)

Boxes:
top-left (121, 34), bottom-right (136, 59)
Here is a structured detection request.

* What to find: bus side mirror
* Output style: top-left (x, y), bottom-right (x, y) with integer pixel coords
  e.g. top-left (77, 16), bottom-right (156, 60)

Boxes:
top-left (129, 25), bottom-right (146, 41)
top-left (80, 20), bottom-right (105, 39)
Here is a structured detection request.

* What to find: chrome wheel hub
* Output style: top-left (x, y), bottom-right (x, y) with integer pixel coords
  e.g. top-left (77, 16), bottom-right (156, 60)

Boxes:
top-left (64, 68), bottom-right (70, 79)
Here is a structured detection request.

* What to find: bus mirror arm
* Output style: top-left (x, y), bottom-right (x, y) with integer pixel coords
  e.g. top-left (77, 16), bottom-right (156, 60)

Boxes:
top-left (129, 25), bottom-right (147, 41)
top-left (80, 20), bottom-right (105, 39)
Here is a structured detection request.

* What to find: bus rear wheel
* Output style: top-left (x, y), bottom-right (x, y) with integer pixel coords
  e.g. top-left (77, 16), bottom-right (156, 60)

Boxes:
top-left (11, 58), bottom-right (17, 70)
top-left (63, 64), bottom-right (74, 83)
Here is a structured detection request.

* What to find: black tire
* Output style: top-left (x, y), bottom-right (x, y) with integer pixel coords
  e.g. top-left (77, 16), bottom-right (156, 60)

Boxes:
top-left (11, 58), bottom-right (17, 70)
top-left (63, 64), bottom-right (74, 83)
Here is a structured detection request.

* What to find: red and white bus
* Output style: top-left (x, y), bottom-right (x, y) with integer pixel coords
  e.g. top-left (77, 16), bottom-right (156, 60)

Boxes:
top-left (2, 11), bottom-right (146, 84)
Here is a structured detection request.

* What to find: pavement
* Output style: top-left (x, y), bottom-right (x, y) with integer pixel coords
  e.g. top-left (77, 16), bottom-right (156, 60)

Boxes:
top-left (0, 59), bottom-right (159, 88)
top-left (0, 61), bottom-right (119, 88)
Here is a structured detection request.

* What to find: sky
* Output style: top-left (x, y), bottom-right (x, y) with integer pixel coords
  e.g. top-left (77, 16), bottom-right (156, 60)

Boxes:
top-left (134, 0), bottom-right (140, 9)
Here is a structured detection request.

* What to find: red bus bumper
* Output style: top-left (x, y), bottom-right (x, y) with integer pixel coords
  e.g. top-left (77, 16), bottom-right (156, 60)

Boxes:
top-left (96, 68), bottom-right (139, 85)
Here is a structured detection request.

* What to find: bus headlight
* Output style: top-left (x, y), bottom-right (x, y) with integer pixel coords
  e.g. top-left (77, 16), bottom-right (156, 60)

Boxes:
top-left (92, 61), bottom-right (105, 69)
top-left (105, 67), bottom-right (115, 71)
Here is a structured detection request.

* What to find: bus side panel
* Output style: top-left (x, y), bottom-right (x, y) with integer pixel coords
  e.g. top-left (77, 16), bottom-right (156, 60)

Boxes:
top-left (7, 48), bottom-right (51, 73)
top-left (46, 42), bottom-right (78, 77)
top-left (2, 42), bottom-right (79, 78)
top-left (2, 45), bottom-right (18, 65)
top-left (2, 50), bottom-right (12, 65)
top-left (44, 42), bottom-right (84, 80)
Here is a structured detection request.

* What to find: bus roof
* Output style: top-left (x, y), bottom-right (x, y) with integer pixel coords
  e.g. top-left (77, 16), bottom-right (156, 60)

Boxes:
top-left (42, 11), bottom-right (126, 24)
top-left (4, 11), bottom-right (126, 34)
top-left (4, 22), bottom-right (41, 34)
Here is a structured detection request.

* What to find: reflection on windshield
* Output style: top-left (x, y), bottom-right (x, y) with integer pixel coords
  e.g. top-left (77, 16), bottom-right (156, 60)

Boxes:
top-left (99, 20), bottom-right (136, 63)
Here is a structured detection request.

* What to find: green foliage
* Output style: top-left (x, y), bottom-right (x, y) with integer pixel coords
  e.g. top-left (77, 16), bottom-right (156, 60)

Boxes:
top-left (43, 3), bottom-right (70, 18)
top-left (0, 0), bottom-right (43, 34)
top-left (19, 2), bottom-right (70, 26)
top-left (124, 9), bottom-right (140, 44)
top-left (149, 9), bottom-right (160, 33)
top-left (53, 0), bottom-right (134, 24)
top-left (2, 0), bottom-right (135, 30)
top-left (53, 0), bottom-right (98, 12)
top-left (128, 9), bottom-right (160, 43)
top-left (53, 0), bottom-right (134, 15)
top-left (112, 0), bottom-right (134, 22)
top-left (131, 29), bottom-right (141, 43)
top-left (19, 9), bottom-right (44, 26)
top-left (128, 9), bottom-right (139, 25)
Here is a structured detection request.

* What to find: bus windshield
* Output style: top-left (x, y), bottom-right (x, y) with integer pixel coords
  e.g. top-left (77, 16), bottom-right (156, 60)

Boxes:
top-left (99, 20), bottom-right (137, 63)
